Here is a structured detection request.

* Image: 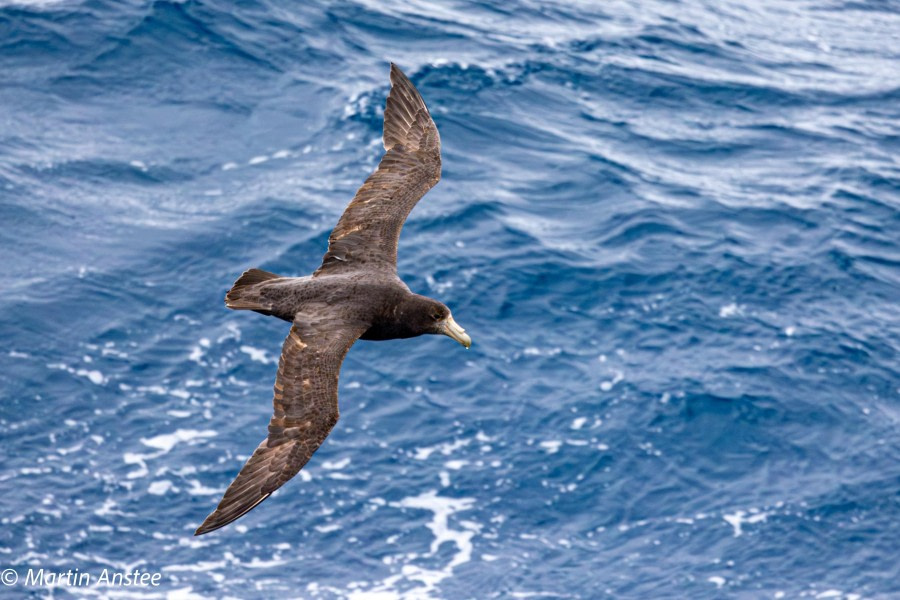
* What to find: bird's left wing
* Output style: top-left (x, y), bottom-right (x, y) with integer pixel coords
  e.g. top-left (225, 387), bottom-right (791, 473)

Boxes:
top-left (314, 63), bottom-right (441, 276)
top-left (195, 308), bottom-right (366, 535)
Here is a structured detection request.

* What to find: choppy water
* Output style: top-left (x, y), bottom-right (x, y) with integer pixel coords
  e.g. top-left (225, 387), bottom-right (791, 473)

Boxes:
top-left (2, 0), bottom-right (899, 598)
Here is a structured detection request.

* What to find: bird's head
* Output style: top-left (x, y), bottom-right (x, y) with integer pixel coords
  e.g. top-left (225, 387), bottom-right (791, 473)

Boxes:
top-left (406, 296), bottom-right (471, 348)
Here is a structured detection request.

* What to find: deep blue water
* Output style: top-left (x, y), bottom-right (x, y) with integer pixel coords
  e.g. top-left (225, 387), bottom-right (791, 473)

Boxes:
top-left (2, 0), bottom-right (899, 597)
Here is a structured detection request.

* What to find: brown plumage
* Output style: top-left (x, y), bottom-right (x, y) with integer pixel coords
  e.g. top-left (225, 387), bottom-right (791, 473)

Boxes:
top-left (194, 64), bottom-right (471, 536)
top-left (316, 64), bottom-right (442, 275)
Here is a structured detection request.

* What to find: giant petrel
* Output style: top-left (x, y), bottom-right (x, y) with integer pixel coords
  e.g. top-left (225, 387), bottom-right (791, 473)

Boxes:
top-left (195, 64), bottom-right (471, 535)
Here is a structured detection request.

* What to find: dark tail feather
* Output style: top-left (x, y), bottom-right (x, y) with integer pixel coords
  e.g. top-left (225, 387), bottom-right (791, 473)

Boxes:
top-left (225, 268), bottom-right (281, 311)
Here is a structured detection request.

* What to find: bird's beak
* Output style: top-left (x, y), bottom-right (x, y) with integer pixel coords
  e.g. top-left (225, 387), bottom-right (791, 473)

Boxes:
top-left (442, 315), bottom-right (471, 349)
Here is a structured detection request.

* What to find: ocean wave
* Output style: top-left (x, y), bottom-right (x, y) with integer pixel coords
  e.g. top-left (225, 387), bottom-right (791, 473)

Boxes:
top-left (1, 0), bottom-right (898, 597)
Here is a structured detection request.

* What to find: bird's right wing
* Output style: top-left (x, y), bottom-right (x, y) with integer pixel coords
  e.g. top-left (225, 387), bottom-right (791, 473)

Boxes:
top-left (314, 63), bottom-right (442, 277)
top-left (195, 309), bottom-right (366, 535)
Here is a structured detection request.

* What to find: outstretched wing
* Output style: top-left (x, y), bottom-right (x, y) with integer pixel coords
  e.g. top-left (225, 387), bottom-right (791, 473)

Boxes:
top-left (195, 309), bottom-right (365, 535)
top-left (314, 63), bottom-right (442, 276)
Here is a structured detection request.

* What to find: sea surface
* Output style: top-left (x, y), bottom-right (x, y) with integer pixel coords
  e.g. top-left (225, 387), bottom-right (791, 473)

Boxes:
top-left (1, 0), bottom-right (899, 598)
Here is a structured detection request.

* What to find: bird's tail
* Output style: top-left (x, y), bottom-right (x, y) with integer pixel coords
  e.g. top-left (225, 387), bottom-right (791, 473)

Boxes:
top-left (225, 268), bottom-right (281, 312)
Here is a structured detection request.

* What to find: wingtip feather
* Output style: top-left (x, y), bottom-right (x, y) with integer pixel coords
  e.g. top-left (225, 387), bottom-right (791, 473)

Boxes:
top-left (194, 492), bottom-right (272, 536)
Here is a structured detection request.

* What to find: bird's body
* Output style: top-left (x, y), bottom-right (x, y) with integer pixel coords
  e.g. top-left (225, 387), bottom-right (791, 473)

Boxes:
top-left (226, 269), bottom-right (446, 340)
top-left (194, 64), bottom-right (471, 536)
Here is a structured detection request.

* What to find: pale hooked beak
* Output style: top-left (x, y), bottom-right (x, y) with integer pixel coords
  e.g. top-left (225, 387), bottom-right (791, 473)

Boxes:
top-left (442, 314), bottom-right (471, 349)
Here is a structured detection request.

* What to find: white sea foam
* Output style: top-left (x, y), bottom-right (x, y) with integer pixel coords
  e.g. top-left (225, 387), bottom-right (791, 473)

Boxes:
top-left (123, 452), bottom-right (149, 479)
top-left (148, 480), bottom-right (176, 495)
top-left (188, 345), bottom-right (205, 363)
top-left (57, 442), bottom-right (84, 456)
top-left (413, 438), bottom-right (470, 460)
top-left (322, 457), bottom-right (351, 470)
top-left (94, 498), bottom-right (124, 517)
top-left (218, 322), bottom-right (241, 344)
top-left (185, 479), bottom-right (220, 496)
top-left (124, 430), bottom-right (216, 480)
top-left (137, 385), bottom-right (168, 395)
top-left (141, 430), bottom-right (216, 453)
top-left (344, 491), bottom-right (478, 598)
top-left (522, 346), bottom-right (562, 357)
top-left (395, 491), bottom-right (476, 591)
top-left (719, 303), bottom-right (742, 317)
top-left (240, 345), bottom-right (273, 364)
top-left (539, 440), bottom-right (562, 454)
top-left (47, 362), bottom-right (106, 385)
top-left (722, 507), bottom-right (771, 537)
top-left (599, 371), bottom-right (624, 392)
top-left (101, 341), bottom-right (129, 359)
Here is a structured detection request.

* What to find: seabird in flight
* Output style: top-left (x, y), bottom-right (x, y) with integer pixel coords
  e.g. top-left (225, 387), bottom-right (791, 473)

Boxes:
top-left (194, 63), bottom-right (470, 535)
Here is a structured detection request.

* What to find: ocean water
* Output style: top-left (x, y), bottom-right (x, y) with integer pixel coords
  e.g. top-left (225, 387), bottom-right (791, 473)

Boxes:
top-left (1, 0), bottom-right (899, 597)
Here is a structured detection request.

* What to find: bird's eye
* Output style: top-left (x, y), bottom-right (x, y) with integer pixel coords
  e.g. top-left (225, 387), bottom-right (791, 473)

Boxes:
top-left (432, 313), bottom-right (442, 321)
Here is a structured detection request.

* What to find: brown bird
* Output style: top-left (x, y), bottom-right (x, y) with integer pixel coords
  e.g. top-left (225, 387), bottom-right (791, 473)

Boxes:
top-left (194, 64), bottom-right (471, 535)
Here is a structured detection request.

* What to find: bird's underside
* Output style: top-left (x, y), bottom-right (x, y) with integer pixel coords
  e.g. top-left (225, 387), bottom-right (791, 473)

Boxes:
top-left (194, 64), bottom-right (449, 536)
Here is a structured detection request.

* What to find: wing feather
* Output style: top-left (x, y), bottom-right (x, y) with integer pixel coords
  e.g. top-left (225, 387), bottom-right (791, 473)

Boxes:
top-left (194, 310), bottom-right (365, 535)
top-left (315, 63), bottom-right (441, 276)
